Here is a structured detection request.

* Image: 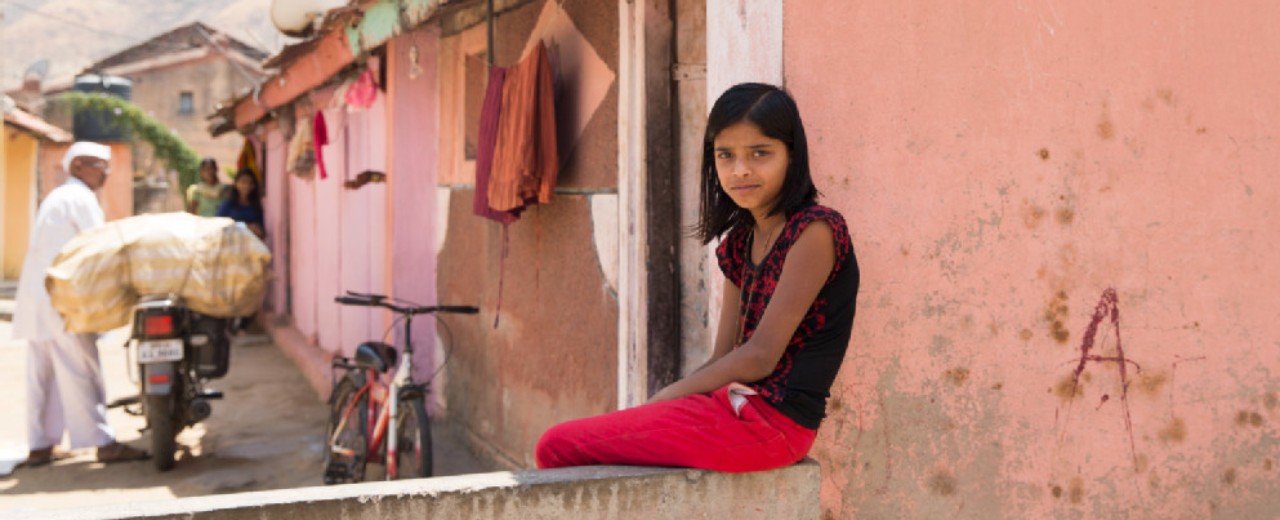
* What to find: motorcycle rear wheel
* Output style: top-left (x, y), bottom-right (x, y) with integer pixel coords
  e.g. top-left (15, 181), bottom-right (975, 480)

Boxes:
top-left (147, 393), bottom-right (178, 471)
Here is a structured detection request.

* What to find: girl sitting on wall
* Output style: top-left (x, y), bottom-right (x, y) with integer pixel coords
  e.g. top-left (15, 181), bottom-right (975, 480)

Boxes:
top-left (536, 83), bottom-right (860, 473)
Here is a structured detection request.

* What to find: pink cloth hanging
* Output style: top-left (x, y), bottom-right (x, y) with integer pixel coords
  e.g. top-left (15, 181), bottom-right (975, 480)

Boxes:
top-left (345, 69), bottom-right (378, 109)
top-left (312, 110), bottom-right (329, 179)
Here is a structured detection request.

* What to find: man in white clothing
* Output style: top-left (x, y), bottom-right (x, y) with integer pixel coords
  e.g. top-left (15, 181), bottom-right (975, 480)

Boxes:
top-left (12, 141), bottom-right (148, 468)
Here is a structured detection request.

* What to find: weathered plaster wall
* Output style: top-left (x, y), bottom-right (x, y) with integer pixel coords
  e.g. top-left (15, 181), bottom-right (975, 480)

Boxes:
top-left (783, 1), bottom-right (1280, 518)
top-left (435, 0), bottom-right (620, 467)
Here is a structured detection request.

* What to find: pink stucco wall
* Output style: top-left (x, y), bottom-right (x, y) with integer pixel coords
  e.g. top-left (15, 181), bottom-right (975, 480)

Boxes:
top-left (339, 91), bottom-right (389, 354)
top-left (784, 2), bottom-right (1280, 518)
top-left (387, 27), bottom-right (442, 385)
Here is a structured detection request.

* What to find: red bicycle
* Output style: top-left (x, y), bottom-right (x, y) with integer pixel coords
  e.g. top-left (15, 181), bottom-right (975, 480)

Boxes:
top-left (323, 291), bottom-right (478, 483)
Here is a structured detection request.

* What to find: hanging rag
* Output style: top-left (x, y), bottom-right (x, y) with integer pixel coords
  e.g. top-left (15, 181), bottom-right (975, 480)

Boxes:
top-left (313, 110), bottom-right (329, 179)
top-left (474, 66), bottom-right (518, 224)
top-left (287, 115), bottom-right (315, 176)
top-left (236, 138), bottom-right (262, 187)
top-left (345, 69), bottom-right (378, 110)
top-left (488, 41), bottom-right (558, 213)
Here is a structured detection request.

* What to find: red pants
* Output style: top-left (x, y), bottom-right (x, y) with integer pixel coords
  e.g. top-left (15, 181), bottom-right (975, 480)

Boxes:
top-left (535, 385), bottom-right (816, 473)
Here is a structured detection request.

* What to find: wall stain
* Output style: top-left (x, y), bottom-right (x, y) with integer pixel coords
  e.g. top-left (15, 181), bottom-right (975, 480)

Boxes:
top-left (1051, 484), bottom-right (1063, 498)
top-left (1038, 148), bottom-right (1051, 161)
top-left (944, 368), bottom-right (970, 386)
top-left (928, 470), bottom-right (957, 496)
top-left (1097, 116), bottom-right (1115, 140)
top-left (1235, 410), bottom-right (1264, 427)
top-left (1023, 203), bottom-right (1047, 229)
top-left (1019, 328), bottom-right (1033, 341)
top-left (1222, 468), bottom-right (1237, 485)
top-left (1056, 207), bottom-right (1075, 225)
top-left (1055, 375), bottom-right (1083, 401)
top-left (1044, 290), bottom-right (1071, 344)
top-left (1264, 392), bottom-right (1277, 411)
top-left (1265, 458), bottom-right (1273, 471)
top-left (1137, 371), bottom-right (1167, 398)
top-left (1069, 477), bottom-right (1084, 504)
top-left (1158, 417), bottom-right (1186, 443)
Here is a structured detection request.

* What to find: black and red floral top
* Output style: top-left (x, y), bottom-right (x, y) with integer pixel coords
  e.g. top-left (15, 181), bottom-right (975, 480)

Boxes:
top-left (716, 204), bottom-right (859, 430)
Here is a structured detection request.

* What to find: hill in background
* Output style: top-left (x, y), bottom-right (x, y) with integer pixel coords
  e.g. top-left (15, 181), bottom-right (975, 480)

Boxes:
top-left (0, 0), bottom-right (289, 92)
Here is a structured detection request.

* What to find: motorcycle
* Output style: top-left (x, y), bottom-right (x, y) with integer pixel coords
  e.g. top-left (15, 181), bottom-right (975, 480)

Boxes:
top-left (112, 295), bottom-right (233, 471)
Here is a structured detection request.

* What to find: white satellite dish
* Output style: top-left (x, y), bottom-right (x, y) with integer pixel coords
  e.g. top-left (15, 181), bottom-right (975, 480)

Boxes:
top-left (270, 0), bottom-right (346, 37)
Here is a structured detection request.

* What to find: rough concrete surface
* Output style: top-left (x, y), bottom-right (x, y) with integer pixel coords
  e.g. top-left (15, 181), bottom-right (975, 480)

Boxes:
top-left (21, 460), bottom-right (821, 520)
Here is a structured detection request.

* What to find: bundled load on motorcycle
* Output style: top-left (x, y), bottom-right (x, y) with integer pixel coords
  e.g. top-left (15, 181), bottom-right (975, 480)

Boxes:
top-left (44, 211), bottom-right (270, 471)
top-left (45, 211), bottom-right (271, 333)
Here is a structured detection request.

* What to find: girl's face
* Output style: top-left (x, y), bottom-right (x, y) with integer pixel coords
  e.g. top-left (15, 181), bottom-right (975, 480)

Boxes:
top-left (201, 165), bottom-right (218, 184)
top-left (235, 175), bottom-right (256, 197)
top-left (713, 120), bottom-right (789, 218)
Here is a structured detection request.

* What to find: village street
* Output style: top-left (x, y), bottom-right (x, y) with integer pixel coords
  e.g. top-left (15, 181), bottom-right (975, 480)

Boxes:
top-left (0, 285), bottom-right (492, 516)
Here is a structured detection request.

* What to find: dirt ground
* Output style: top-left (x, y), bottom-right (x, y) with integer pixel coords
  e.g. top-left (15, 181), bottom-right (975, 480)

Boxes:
top-left (0, 312), bottom-right (494, 516)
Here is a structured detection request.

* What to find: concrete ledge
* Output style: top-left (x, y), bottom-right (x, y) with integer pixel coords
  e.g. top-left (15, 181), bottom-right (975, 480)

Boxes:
top-left (261, 311), bottom-right (333, 400)
top-left (25, 461), bottom-right (821, 520)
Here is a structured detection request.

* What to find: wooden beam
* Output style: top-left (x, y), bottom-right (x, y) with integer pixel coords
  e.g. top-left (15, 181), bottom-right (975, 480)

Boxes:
top-left (233, 28), bottom-right (356, 129)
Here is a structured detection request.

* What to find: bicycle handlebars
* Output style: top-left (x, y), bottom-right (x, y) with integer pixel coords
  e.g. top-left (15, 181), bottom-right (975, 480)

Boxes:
top-left (334, 293), bottom-right (479, 316)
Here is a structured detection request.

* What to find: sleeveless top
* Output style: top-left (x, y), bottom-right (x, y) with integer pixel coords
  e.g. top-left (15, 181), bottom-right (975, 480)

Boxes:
top-left (716, 204), bottom-right (859, 429)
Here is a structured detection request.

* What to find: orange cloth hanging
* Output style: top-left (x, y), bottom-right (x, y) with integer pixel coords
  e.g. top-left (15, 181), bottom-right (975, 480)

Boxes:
top-left (488, 41), bottom-right (558, 212)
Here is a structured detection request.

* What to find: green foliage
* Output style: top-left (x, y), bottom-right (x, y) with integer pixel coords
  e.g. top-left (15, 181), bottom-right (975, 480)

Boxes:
top-left (57, 92), bottom-right (202, 195)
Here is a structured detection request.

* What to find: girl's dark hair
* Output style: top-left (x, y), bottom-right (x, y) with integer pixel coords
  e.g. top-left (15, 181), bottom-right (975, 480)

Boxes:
top-left (693, 83), bottom-right (818, 244)
top-left (199, 157), bottom-right (218, 173)
top-left (232, 168), bottom-right (262, 208)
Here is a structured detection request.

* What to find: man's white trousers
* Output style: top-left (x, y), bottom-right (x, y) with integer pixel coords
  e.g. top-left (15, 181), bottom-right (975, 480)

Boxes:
top-left (26, 330), bottom-right (115, 450)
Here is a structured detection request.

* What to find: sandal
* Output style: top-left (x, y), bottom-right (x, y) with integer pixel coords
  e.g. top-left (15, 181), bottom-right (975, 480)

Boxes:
top-left (16, 447), bottom-right (74, 469)
top-left (96, 442), bottom-right (150, 464)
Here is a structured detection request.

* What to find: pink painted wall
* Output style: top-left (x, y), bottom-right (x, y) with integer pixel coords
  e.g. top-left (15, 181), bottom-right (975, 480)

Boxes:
top-left (339, 91), bottom-right (389, 355)
top-left (387, 27), bottom-right (442, 384)
top-left (289, 171), bottom-right (318, 341)
top-left (262, 136), bottom-right (288, 314)
top-left (315, 108), bottom-right (345, 354)
top-left (784, 1), bottom-right (1280, 518)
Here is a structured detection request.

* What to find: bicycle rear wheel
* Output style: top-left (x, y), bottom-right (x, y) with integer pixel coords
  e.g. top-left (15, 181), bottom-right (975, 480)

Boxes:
top-left (324, 375), bottom-right (368, 484)
top-left (393, 396), bottom-right (433, 479)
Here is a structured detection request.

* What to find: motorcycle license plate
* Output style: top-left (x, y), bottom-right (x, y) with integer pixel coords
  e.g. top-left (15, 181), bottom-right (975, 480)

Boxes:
top-left (138, 339), bottom-right (183, 363)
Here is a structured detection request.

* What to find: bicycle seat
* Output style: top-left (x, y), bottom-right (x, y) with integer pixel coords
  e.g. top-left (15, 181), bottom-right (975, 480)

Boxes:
top-left (353, 342), bottom-right (398, 373)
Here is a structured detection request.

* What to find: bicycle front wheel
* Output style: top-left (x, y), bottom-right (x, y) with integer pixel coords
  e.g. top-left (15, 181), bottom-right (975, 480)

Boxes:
top-left (324, 375), bottom-right (368, 484)
top-left (393, 396), bottom-right (433, 479)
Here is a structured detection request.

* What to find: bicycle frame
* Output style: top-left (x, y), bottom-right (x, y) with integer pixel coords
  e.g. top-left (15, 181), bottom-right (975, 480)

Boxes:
top-left (327, 292), bottom-right (477, 483)
top-left (328, 308), bottom-right (420, 479)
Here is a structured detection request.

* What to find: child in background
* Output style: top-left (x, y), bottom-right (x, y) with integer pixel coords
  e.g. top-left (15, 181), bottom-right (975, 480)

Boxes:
top-left (187, 158), bottom-right (226, 217)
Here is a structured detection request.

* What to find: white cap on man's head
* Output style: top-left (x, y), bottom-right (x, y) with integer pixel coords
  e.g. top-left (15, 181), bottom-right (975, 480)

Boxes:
top-left (62, 141), bottom-right (111, 174)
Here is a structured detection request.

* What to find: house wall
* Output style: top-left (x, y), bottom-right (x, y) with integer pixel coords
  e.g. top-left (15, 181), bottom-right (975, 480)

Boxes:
top-left (126, 54), bottom-right (262, 179)
top-left (434, 0), bottom-right (621, 466)
top-left (35, 141), bottom-right (131, 222)
top-left (778, 1), bottom-right (1280, 518)
top-left (1, 126), bottom-right (37, 279)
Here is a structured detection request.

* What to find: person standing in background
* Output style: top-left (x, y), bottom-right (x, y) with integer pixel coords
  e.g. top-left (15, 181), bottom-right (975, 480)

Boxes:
top-left (186, 157), bottom-right (226, 217)
top-left (217, 168), bottom-right (265, 240)
top-left (12, 142), bottom-right (150, 468)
